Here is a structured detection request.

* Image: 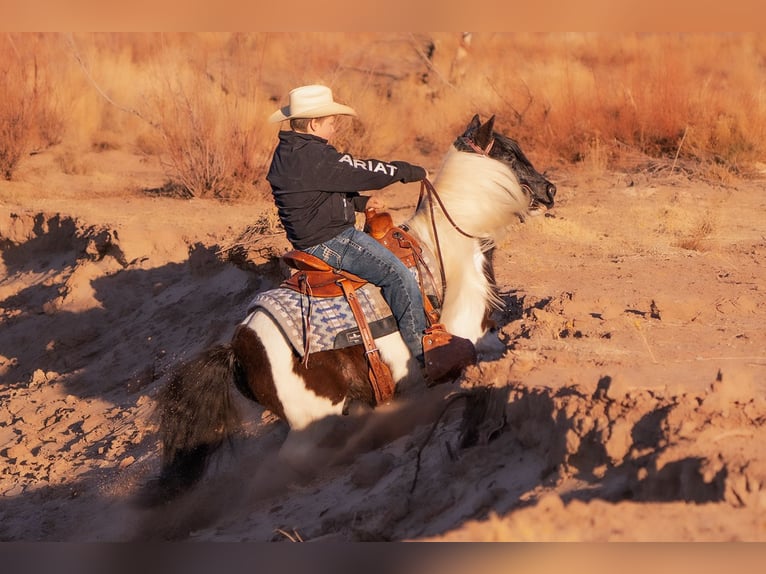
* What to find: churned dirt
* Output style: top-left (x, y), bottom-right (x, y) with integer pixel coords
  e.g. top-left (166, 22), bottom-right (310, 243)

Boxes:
top-left (1, 145), bottom-right (765, 543)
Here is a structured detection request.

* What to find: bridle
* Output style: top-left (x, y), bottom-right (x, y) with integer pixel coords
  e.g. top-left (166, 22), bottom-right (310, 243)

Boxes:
top-left (461, 135), bottom-right (495, 156)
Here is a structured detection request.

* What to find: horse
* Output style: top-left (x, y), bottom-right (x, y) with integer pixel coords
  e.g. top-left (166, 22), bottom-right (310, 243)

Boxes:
top-left (149, 114), bottom-right (556, 501)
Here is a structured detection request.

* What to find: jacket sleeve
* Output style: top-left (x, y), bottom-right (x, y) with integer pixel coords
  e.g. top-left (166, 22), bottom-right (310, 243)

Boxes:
top-left (305, 142), bottom-right (426, 192)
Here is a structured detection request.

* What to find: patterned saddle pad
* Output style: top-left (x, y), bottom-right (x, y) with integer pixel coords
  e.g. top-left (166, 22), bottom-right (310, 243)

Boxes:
top-left (245, 237), bottom-right (442, 357)
top-left (246, 281), bottom-right (397, 356)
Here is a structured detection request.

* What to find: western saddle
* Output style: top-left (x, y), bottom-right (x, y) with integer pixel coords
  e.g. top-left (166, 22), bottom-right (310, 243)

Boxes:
top-left (280, 208), bottom-right (477, 405)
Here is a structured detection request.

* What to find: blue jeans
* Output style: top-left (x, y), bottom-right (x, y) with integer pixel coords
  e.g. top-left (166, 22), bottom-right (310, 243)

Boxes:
top-left (304, 226), bottom-right (427, 365)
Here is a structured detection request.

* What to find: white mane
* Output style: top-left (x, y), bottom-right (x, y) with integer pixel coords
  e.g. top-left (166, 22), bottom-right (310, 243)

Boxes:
top-left (429, 147), bottom-right (529, 239)
top-left (404, 147), bottom-right (528, 344)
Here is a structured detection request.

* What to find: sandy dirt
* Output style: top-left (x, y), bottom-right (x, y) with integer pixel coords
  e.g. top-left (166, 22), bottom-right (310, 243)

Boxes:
top-left (1, 144), bottom-right (765, 543)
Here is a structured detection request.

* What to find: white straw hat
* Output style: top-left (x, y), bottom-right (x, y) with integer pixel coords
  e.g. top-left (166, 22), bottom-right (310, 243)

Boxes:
top-left (268, 84), bottom-right (357, 123)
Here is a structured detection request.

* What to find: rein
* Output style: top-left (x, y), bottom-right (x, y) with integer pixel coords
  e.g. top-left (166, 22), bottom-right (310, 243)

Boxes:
top-left (415, 136), bottom-right (494, 300)
top-left (417, 176), bottom-right (483, 297)
top-left (418, 178), bottom-right (481, 240)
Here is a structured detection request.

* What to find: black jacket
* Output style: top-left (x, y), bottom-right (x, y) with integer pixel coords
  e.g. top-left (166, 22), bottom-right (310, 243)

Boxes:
top-left (267, 130), bottom-right (426, 249)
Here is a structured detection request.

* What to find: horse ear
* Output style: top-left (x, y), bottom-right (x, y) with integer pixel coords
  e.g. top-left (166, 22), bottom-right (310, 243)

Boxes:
top-left (464, 114), bottom-right (481, 137)
top-left (474, 115), bottom-right (495, 149)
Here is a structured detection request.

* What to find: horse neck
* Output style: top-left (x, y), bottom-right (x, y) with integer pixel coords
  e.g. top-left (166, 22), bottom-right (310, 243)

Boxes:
top-left (406, 205), bottom-right (492, 344)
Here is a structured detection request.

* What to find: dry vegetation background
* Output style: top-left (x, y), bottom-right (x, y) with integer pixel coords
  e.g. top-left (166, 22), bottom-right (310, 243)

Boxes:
top-left (3, 32), bottom-right (766, 193)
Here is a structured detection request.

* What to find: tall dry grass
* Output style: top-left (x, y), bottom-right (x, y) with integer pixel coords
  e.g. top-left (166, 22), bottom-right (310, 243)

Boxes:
top-left (3, 33), bottom-right (766, 192)
top-left (0, 34), bottom-right (66, 179)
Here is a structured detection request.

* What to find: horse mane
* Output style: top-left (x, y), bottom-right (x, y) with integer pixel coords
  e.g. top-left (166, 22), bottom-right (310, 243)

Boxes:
top-left (431, 147), bottom-right (529, 240)
top-left (404, 146), bottom-right (525, 340)
top-left (431, 145), bottom-right (529, 312)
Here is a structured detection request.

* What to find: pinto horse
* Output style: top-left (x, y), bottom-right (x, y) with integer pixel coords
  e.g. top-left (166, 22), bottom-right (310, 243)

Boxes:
top-left (151, 114), bottom-right (556, 499)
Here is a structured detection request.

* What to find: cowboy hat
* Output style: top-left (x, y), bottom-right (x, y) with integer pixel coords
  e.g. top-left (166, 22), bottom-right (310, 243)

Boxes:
top-left (268, 84), bottom-right (357, 123)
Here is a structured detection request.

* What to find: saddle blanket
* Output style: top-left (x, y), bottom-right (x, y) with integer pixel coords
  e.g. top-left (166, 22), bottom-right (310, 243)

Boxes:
top-left (245, 229), bottom-right (443, 357)
top-left (246, 282), bottom-right (398, 356)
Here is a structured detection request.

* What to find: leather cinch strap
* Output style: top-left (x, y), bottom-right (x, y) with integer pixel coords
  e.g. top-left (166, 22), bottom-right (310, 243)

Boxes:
top-left (336, 278), bottom-right (395, 405)
top-left (297, 273), bottom-right (313, 367)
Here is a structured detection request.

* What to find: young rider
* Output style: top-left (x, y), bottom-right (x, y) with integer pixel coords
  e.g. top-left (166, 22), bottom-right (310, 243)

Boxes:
top-left (266, 84), bottom-right (429, 370)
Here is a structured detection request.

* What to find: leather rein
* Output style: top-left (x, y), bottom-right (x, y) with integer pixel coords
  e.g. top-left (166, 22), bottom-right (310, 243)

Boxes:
top-left (415, 136), bottom-right (493, 293)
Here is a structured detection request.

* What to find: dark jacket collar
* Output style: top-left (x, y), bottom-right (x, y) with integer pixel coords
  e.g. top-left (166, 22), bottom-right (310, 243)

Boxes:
top-left (278, 130), bottom-right (328, 145)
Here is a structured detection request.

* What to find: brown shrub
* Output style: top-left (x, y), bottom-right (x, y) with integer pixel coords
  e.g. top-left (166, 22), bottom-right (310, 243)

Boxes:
top-left (8, 33), bottom-right (766, 191)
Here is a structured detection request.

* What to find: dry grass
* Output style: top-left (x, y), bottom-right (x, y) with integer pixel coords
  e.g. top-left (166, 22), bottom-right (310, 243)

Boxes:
top-left (0, 34), bottom-right (65, 179)
top-left (673, 213), bottom-right (717, 252)
top-left (55, 148), bottom-right (91, 175)
top-left (3, 33), bottom-right (766, 191)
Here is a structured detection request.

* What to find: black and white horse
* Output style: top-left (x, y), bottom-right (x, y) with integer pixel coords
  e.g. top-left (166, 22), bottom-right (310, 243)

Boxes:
top-left (151, 115), bottom-right (556, 499)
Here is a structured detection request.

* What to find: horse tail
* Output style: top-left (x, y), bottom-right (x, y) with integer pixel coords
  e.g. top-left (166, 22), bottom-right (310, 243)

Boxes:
top-left (149, 343), bottom-right (243, 502)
